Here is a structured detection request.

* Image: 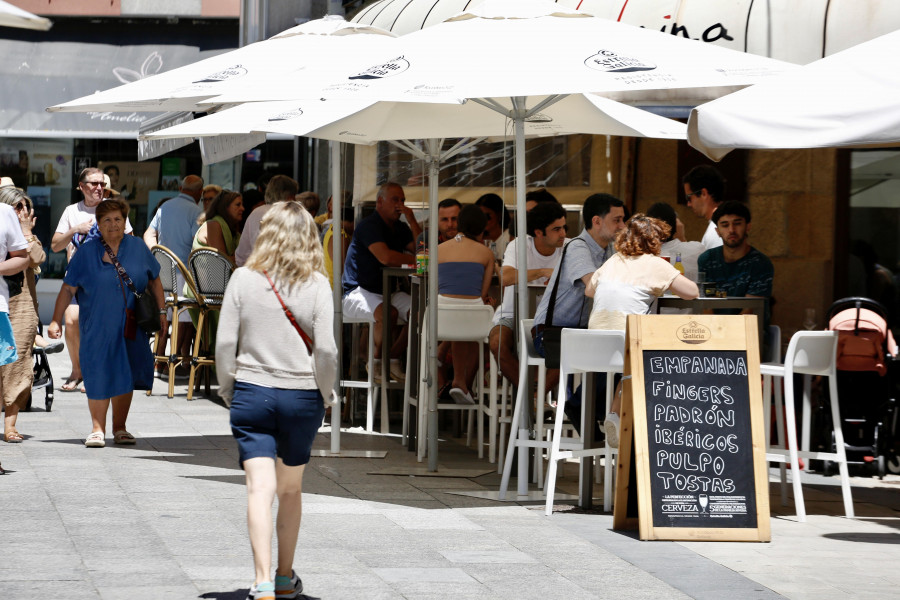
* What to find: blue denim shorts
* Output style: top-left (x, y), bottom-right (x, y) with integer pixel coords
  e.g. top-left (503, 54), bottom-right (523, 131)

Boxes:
top-left (229, 381), bottom-right (325, 468)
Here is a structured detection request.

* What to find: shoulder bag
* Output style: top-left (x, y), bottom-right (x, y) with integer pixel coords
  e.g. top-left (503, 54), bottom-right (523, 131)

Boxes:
top-left (100, 238), bottom-right (161, 335)
top-left (536, 239), bottom-right (588, 369)
top-left (263, 270), bottom-right (313, 353)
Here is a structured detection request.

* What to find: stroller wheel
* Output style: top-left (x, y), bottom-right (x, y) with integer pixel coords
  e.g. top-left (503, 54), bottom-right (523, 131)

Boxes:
top-left (888, 453), bottom-right (900, 475)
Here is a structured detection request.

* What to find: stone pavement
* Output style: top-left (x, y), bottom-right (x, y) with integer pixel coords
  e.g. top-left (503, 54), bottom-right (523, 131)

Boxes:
top-left (1, 351), bottom-right (898, 600)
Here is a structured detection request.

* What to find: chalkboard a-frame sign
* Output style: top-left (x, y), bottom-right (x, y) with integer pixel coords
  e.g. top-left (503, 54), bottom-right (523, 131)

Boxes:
top-left (613, 314), bottom-right (771, 542)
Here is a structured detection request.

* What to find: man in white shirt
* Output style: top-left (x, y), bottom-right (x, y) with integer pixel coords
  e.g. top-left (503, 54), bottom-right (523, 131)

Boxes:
top-left (647, 202), bottom-right (706, 282)
top-left (489, 201), bottom-right (567, 384)
top-left (52, 167), bottom-right (134, 392)
top-left (682, 164), bottom-right (725, 251)
top-left (234, 175), bottom-right (299, 267)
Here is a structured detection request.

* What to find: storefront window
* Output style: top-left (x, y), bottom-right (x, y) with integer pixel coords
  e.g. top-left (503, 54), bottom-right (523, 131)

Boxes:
top-left (848, 149), bottom-right (900, 327)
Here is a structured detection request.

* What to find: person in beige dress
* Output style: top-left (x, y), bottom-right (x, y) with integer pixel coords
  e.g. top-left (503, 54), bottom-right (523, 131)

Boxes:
top-left (0, 187), bottom-right (45, 443)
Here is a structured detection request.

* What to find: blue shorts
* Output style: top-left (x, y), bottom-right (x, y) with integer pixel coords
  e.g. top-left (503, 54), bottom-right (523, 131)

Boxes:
top-left (229, 381), bottom-right (325, 468)
top-left (0, 312), bottom-right (17, 367)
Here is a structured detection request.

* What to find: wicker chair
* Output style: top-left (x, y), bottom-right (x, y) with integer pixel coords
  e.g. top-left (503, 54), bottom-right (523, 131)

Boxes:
top-left (187, 247), bottom-right (233, 400)
top-left (150, 245), bottom-right (202, 398)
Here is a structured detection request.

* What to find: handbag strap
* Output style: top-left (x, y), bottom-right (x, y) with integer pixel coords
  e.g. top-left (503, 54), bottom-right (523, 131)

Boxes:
top-left (263, 270), bottom-right (313, 354)
top-left (100, 237), bottom-right (140, 297)
top-left (544, 238), bottom-right (588, 327)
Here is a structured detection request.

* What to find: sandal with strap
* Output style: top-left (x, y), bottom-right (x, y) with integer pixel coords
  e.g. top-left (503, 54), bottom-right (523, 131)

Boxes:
top-left (114, 430), bottom-right (136, 445)
top-left (3, 430), bottom-right (24, 443)
top-left (84, 432), bottom-right (105, 448)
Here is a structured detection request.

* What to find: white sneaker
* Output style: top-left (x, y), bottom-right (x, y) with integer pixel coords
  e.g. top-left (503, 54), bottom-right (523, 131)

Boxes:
top-left (367, 359), bottom-right (383, 385)
top-left (389, 359), bottom-right (406, 382)
top-left (449, 387), bottom-right (475, 405)
top-left (603, 413), bottom-right (620, 449)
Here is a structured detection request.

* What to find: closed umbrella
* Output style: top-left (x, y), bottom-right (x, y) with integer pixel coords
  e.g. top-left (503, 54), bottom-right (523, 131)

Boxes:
top-left (687, 29), bottom-right (900, 161)
top-left (0, 0), bottom-right (51, 31)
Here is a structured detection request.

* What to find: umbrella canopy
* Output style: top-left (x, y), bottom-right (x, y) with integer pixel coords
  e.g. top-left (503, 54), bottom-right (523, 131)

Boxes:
top-left (0, 0), bottom-right (51, 31)
top-left (142, 93), bottom-right (687, 143)
top-left (687, 29), bottom-right (900, 161)
top-left (212, 1), bottom-right (793, 108)
top-left (45, 15), bottom-right (395, 114)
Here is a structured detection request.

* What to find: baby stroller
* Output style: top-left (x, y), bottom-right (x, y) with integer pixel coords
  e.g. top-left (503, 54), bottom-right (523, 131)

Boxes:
top-left (825, 297), bottom-right (899, 478)
top-left (25, 324), bottom-right (55, 412)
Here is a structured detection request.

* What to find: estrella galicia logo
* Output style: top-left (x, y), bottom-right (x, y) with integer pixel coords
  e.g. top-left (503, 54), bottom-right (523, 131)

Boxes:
top-left (192, 65), bottom-right (248, 84)
top-left (525, 112), bottom-right (552, 123)
top-left (267, 108), bottom-right (304, 122)
top-left (584, 50), bottom-right (655, 73)
top-left (349, 56), bottom-right (410, 80)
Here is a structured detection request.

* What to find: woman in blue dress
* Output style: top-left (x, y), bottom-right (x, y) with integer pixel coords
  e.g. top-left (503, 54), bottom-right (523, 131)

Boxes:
top-left (48, 199), bottom-right (166, 448)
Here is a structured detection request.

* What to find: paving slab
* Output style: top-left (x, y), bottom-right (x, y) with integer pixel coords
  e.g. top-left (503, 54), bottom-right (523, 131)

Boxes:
top-left (1, 350), bottom-right (897, 599)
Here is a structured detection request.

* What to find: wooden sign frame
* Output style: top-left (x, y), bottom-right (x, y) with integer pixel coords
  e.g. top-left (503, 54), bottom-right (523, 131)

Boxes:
top-left (613, 314), bottom-right (770, 542)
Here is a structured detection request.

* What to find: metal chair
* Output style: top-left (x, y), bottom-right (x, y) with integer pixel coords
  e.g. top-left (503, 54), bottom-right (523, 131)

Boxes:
top-left (761, 330), bottom-right (854, 521)
top-left (544, 328), bottom-right (625, 515)
top-left (187, 248), bottom-right (233, 400)
top-left (150, 245), bottom-right (201, 398)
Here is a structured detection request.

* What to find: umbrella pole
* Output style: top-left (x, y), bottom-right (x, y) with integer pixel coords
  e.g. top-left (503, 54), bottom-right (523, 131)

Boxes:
top-left (512, 98), bottom-right (529, 327)
top-left (425, 139), bottom-right (441, 472)
top-left (330, 140), bottom-right (343, 454)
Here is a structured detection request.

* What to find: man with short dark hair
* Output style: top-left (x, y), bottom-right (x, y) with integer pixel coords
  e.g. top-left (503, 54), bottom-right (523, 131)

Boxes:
top-left (532, 193), bottom-right (626, 436)
top-left (488, 201), bottom-right (567, 384)
top-left (343, 182), bottom-right (416, 381)
top-left (525, 188), bottom-right (558, 212)
top-left (698, 202), bottom-right (773, 330)
top-left (682, 164), bottom-right (725, 250)
top-left (235, 174), bottom-right (300, 266)
top-left (416, 198), bottom-right (461, 245)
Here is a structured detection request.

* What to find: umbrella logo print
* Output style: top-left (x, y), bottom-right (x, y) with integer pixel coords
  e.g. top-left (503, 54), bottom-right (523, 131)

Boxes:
top-left (584, 50), bottom-right (655, 73)
top-left (525, 113), bottom-right (552, 123)
top-left (268, 108), bottom-right (304, 122)
top-left (349, 56), bottom-right (410, 80)
top-left (192, 65), bottom-right (249, 84)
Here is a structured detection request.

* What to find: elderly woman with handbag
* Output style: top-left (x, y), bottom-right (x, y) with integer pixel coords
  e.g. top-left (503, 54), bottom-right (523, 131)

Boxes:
top-left (217, 201), bottom-right (337, 600)
top-left (48, 199), bottom-right (166, 448)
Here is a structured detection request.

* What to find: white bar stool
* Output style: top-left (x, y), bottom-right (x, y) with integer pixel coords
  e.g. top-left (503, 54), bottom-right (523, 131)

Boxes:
top-left (761, 330), bottom-right (854, 521)
top-left (544, 329), bottom-right (625, 516)
top-left (414, 303), bottom-right (494, 461)
top-left (498, 319), bottom-right (553, 499)
top-left (340, 316), bottom-right (382, 433)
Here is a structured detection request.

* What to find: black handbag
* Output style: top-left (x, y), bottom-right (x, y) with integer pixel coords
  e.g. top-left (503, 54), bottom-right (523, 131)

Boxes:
top-left (536, 239), bottom-right (588, 369)
top-left (100, 238), bottom-right (161, 335)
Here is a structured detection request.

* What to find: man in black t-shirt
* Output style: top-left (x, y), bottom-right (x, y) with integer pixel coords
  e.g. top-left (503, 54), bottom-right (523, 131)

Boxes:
top-left (342, 182), bottom-right (416, 381)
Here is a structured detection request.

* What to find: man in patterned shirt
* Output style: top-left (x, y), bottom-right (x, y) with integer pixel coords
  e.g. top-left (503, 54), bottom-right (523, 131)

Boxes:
top-left (698, 201), bottom-right (774, 333)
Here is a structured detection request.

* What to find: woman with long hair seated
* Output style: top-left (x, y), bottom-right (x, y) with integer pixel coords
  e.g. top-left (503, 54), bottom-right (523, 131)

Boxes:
top-left (193, 189), bottom-right (244, 262)
top-left (217, 202), bottom-right (337, 600)
top-left (436, 204), bottom-right (495, 405)
top-left (586, 214), bottom-right (698, 447)
top-left (48, 199), bottom-right (166, 447)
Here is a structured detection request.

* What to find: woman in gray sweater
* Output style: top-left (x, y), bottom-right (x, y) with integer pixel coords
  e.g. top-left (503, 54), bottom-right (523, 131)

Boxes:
top-left (217, 201), bottom-right (337, 600)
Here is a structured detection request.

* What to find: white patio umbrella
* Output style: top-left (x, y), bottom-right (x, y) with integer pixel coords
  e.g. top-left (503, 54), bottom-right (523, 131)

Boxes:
top-left (687, 29), bottom-right (900, 161)
top-left (0, 0), bottom-right (51, 31)
top-left (180, 0), bottom-right (793, 472)
top-left (46, 15), bottom-right (396, 114)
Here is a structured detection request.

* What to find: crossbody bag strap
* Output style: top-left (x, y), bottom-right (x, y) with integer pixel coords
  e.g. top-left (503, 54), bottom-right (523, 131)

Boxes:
top-left (264, 270), bottom-right (313, 354)
top-left (544, 238), bottom-right (588, 327)
top-left (100, 238), bottom-right (139, 297)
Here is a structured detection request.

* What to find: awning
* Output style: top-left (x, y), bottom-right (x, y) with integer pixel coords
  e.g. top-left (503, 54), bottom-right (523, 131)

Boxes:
top-left (0, 19), bottom-right (237, 138)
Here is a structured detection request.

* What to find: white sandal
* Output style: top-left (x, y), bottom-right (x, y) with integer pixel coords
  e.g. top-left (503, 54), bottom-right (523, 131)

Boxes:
top-left (84, 432), bottom-right (105, 448)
